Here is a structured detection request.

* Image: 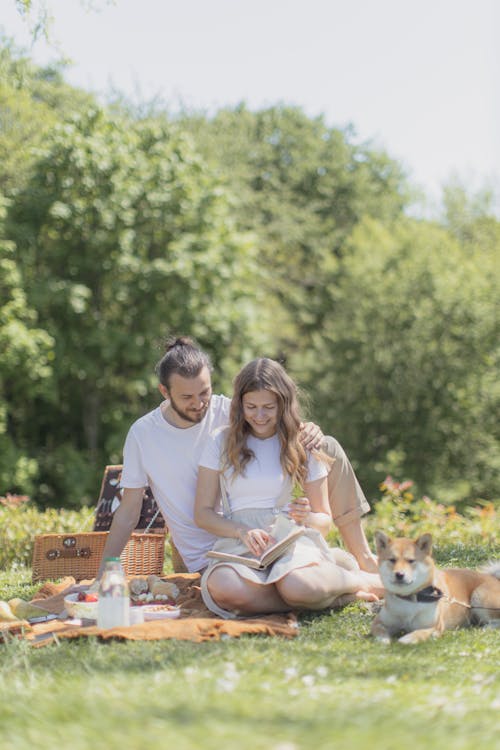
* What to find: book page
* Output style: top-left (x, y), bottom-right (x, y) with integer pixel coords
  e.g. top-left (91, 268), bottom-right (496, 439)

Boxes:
top-left (207, 525), bottom-right (303, 569)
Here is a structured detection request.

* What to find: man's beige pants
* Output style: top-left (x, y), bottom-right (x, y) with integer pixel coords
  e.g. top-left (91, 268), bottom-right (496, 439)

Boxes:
top-left (322, 436), bottom-right (370, 528)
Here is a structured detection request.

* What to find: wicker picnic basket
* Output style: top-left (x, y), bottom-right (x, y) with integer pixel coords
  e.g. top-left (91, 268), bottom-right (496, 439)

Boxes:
top-left (32, 530), bottom-right (166, 583)
top-left (31, 464), bottom-right (187, 582)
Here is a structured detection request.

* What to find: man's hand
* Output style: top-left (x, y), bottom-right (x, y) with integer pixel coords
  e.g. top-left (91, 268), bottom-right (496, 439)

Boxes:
top-left (299, 421), bottom-right (324, 451)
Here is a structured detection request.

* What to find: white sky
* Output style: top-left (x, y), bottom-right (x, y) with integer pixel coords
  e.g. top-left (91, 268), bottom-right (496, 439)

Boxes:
top-left (1, 0), bottom-right (499, 213)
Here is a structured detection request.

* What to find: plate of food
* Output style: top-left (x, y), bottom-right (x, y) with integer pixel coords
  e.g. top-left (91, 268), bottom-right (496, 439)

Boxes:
top-left (129, 576), bottom-right (179, 606)
top-left (140, 604), bottom-right (181, 621)
top-left (63, 592), bottom-right (99, 620)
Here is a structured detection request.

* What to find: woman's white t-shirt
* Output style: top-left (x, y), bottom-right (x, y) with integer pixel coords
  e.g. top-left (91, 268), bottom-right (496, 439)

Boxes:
top-left (199, 428), bottom-right (327, 513)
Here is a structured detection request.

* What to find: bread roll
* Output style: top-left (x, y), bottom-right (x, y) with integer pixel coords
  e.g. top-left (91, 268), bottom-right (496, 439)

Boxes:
top-left (0, 601), bottom-right (17, 621)
top-left (147, 577), bottom-right (179, 599)
top-left (129, 578), bottom-right (149, 596)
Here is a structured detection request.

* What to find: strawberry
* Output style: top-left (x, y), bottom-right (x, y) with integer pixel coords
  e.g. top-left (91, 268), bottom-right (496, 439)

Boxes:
top-left (77, 592), bottom-right (98, 602)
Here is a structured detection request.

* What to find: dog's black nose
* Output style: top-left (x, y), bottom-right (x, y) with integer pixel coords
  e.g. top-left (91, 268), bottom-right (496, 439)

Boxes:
top-left (395, 571), bottom-right (405, 581)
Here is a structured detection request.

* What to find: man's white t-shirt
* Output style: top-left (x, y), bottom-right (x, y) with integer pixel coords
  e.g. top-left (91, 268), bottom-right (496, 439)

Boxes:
top-left (121, 394), bottom-right (230, 572)
top-left (199, 428), bottom-right (327, 513)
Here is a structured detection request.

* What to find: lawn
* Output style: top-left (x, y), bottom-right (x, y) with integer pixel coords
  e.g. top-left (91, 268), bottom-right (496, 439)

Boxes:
top-left (1, 540), bottom-right (499, 750)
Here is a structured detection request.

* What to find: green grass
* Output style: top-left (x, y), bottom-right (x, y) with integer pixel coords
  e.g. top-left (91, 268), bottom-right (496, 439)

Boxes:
top-left (1, 543), bottom-right (499, 750)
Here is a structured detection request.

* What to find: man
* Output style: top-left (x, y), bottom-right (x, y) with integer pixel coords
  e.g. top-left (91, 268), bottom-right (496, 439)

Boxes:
top-left (97, 336), bottom-right (378, 577)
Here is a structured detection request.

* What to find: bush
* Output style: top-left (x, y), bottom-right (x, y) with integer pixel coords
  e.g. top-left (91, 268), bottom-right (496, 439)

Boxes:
top-left (0, 497), bottom-right (94, 569)
top-left (363, 476), bottom-right (499, 546)
top-left (1, 480), bottom-right (498, 572)
top-left (323, 476), bottom-right (498, 562)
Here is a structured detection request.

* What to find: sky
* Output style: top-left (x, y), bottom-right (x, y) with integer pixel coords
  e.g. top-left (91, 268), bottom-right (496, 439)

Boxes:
top-left (1, 0), bottom-right (499, 213)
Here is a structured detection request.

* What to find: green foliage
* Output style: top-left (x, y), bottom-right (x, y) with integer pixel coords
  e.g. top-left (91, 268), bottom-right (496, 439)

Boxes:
top-left (364, 476), bottom-right (499, 548)
top-left (12, 1), bottom-right (53, 43)
top-left (303, 214), bottom-right (500, 500)
top-left (0, 501), bottom-right (94, 569)
top-left (1, 486), bottom-right (497, 572)
top-left (179, 108), bottom-right (500, 503)
top-left (0, 195), bottom-right (54, 494)
top-left (6, 106), bottom-right (264, 504)
top-left (180, 105), bottom-right (409, 342)
top-left (12, 1), bottom-right (114, 45)
top-left (0, 42), bottom-right (498, 508)
top-left (0, 38), bottom-right (94, 193)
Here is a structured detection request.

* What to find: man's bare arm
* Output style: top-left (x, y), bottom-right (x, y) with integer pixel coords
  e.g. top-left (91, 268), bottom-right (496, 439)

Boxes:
top-left (95, 487), bottom-right (144, 579)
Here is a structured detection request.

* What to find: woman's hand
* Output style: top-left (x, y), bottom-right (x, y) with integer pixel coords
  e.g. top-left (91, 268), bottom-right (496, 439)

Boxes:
top-left (288, 496), bottom-right (311, 525)
top-left (238, 527), bottom-right (273, 556)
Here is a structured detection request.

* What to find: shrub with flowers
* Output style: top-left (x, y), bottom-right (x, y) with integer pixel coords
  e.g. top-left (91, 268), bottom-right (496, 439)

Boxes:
top-left (364, 476), bottom-right (499, 546)
top-left (1, 479), bottom-right (498, 571)
top-left (0, 493), bottom-right (30, 508)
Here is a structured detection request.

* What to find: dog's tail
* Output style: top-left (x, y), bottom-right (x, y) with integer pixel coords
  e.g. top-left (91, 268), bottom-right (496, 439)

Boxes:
top-left (479, 561), bottom-right (500, 579)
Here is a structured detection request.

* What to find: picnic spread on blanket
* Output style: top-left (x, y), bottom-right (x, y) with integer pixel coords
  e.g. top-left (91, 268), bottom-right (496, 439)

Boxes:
top-left (1, 467), bottom-right (299, 646)
top-left (0, 573), bottom-right (298, 647)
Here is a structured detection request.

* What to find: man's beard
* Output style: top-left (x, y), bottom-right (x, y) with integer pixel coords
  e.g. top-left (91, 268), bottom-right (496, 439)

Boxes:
top-left (169, 395), bottom-right (210, 424)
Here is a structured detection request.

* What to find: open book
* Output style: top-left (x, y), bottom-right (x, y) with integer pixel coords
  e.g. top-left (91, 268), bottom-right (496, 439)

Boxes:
top-left (207, 525), bottom-right (304, 570)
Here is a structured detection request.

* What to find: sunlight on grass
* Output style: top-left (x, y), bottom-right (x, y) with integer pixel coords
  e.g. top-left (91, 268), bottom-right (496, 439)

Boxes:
top-left (1, 503), bottom-right (499, 750)
top-left (1, 603), bottom-right (499, 750)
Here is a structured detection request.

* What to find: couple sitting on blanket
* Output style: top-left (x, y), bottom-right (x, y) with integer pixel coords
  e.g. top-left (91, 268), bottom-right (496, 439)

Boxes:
top-left (98, 337), bottom-right (382, 619)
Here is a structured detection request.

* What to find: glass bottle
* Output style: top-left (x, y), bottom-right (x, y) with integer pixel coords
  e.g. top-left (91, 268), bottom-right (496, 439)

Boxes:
top-left (97, 557), bottom-right (130, 628)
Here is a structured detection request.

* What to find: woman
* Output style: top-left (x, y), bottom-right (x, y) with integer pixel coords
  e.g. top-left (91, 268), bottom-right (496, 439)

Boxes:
top-left (194, 358), bottom-right (382, 619)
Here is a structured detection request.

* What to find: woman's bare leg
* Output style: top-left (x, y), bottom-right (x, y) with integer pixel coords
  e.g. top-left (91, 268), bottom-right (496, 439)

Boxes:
top-left (206, 562), bottom-right (383, 616)
top-left (206, 565), bottom-right (290, 615)
top-left (275, 562), bottom-right (383, 610)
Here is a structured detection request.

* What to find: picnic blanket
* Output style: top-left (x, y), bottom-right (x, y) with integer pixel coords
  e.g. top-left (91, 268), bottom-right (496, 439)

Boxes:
top-left (21, 573), bottom-right (298, 647)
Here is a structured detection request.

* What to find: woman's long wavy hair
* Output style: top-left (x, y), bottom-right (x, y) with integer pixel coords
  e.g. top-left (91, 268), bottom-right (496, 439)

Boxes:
top-left (224, 358), bottom-right (308, 488)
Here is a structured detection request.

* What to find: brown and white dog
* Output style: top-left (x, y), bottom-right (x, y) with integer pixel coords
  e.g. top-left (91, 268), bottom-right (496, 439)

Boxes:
top-left (371, 531), bottom-right (500, 644)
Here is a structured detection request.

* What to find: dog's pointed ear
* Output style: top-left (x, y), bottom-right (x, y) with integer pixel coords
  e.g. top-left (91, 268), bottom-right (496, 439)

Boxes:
top-left (416, 533), bottom-right (432, 555)
top-left (375, 531), bottom-right (391, 553)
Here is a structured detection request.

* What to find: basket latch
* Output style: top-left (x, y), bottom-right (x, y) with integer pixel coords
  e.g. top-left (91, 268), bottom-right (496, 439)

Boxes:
top-left (46, 537), bottom-right (93, 560)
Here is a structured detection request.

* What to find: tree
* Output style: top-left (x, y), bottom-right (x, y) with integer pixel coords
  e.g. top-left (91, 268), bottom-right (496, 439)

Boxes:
top-left (179, 105), bottom-right (410, 348)
top-left (7, 108), bottom-right (264, 505)
top-left (0, 194), bottom-right (54, 494)
top-left (305, 214), bottom-right (500, 501)
top-left (0, 38), bottom-right (95, 194)
top-left (12, 0), bottom-right (112, 43)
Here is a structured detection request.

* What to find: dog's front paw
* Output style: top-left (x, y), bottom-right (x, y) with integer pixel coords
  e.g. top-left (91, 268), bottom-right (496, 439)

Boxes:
top-left (374, 634), bottom-right (391, 645)
top-left (398, 632), bottom-right (419, 645)
top-left (398, 627), bottom-right (440, 644)
top-left (371, 619), bottom-right (391, 643)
